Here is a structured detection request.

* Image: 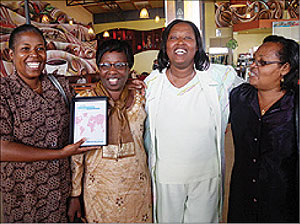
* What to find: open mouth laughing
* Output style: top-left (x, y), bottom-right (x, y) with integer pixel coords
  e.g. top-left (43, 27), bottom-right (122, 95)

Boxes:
top-left (26, 62), bottom-right (42, 70)
top-left (107, 77), bottom-right (119, 85)
top-left (174, 48), bottom-right (187, 55)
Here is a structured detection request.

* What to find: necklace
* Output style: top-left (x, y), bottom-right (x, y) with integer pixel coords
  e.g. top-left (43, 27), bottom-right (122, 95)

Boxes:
top-left (168, 69), bottom-right (196, 87)
top-left (260, 95), bottom-right (283, 116)
top-left (261, 103), bottom-right (273, 116)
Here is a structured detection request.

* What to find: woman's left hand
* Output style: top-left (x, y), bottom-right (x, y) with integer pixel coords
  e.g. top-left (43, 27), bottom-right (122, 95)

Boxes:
top-left (68, 197), bottom-right (82, 222)
top-left (127, 79), bottom-right (146, 96)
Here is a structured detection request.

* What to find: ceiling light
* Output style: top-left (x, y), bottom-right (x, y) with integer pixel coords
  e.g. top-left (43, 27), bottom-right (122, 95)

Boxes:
top-left (103, 31), bottom-right (110, 38)
top-left (155, 15), bottom-right (160, 23)
top-left (88, 27), bottom-right (94, 34)
top-left (140, 7), bottom-right (149, 19)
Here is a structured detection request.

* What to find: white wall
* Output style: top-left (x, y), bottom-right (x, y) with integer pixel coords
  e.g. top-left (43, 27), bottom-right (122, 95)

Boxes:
top-left (94, 19), bottom-right (165, 34)
top-left (233, 32), bottom-right (271, 63)
top-left (133, 50), bottom-right (159, 74)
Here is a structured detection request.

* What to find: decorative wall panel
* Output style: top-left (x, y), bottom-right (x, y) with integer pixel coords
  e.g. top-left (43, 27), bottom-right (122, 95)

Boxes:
top-left (215, 0), bottom-right (299, 28)
top-left (0, 1), bottom-right (97, 77)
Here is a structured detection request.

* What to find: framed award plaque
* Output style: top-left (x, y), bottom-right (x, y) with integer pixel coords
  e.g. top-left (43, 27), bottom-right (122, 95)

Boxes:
top-left (70, 96), bottom-right (108, 146)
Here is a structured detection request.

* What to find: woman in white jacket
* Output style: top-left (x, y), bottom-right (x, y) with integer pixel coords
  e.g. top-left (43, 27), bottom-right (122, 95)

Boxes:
top-left (144, 19), bottom-right (242, 223)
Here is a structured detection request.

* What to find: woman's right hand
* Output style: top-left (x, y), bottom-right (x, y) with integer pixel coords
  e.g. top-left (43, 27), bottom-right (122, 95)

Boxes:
top-left (68, 197), bottom-right (82, 222)
top-left (0, 138), bottom-right (99, 162)
top-left (61, 138), bottom-right (99, 158)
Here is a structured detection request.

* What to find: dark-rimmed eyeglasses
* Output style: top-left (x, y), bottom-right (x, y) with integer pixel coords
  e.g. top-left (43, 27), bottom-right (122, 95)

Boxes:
top-left (248, 58), bottom-right (283, 67)
top-left (98, 62), bottom-right (128, 71)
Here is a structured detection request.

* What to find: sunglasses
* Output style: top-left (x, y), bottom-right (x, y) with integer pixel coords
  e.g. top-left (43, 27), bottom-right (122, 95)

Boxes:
top-left (248, 58), bottom-right (283, 67)
top-left (98, 62), bottom-right (128, 71)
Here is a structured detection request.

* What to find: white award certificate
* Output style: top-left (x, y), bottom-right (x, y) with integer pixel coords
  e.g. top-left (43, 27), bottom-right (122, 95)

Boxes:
top-left (70, 96), bottom-right (108, 146)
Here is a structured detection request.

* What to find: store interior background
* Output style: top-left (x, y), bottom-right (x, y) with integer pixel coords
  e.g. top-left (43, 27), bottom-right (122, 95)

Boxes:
top-left (54, 0), bottom-right (299, 76)
top-left (0, 0), bottom-right (299, 222)
top-left (1, 0), bottom-right (299, 82)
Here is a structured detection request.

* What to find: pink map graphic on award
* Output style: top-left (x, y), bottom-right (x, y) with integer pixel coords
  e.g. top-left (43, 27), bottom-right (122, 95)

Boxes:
top-left (74, 101), bottom-right (107, 146)
top-left (76, 113), bottom-right (104, 135)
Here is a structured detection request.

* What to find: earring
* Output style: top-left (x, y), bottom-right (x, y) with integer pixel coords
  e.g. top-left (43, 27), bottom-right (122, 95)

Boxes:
top-left (281, 77), bottom-right (284, 83)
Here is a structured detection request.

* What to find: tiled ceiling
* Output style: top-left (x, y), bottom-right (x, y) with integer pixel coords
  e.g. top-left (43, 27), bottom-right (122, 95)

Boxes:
top-left (66, 0), bottom-right (164, 15)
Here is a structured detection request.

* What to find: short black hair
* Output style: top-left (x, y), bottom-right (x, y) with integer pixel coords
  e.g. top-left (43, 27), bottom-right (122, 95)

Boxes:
top-left (263, 35), bottom-right (299, 91)
top-left (96, 39), bottom-right (134, 69)
top-left (157, 19), bottom-right (209, 72)
top-left (9, 24), bottom-right (46, 50)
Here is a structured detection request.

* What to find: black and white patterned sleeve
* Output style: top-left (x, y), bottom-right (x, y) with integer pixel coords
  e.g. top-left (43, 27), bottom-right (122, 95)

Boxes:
top-left (0, 79), bottom-right (14, 142)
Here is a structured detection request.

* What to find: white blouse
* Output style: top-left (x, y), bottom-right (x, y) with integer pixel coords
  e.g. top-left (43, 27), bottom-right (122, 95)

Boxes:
top-left (155, 74), bottom-right (218, 184)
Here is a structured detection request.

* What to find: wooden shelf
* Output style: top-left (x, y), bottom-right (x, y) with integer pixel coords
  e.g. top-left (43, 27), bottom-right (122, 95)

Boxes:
top-left (233, 18), bottom-right (298, 32)
top-left (71, 83), bottom-right (96, 93)
top-left (97, 28), bottom-right (163, 54)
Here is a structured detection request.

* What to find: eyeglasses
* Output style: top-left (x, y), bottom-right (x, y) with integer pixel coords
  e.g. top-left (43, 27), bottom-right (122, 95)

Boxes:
top-left (98, 62), bottom-right (128, 71)
top-left (248, 58), bottom-right (283, 67)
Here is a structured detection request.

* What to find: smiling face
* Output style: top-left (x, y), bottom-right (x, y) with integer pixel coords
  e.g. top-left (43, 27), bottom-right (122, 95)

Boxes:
top-left (249, 42), bottom-right (290, 91)
top-left (166, 22), bottom-right (198, 69)
top-left (9, 31), bottom-right (46, 82)
top-left (98, 51), bottom-right (130, 96)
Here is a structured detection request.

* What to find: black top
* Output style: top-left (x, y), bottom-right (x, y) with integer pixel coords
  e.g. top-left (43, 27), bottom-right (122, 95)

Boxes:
top-left (227, 83), bottom-right (299, 223)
